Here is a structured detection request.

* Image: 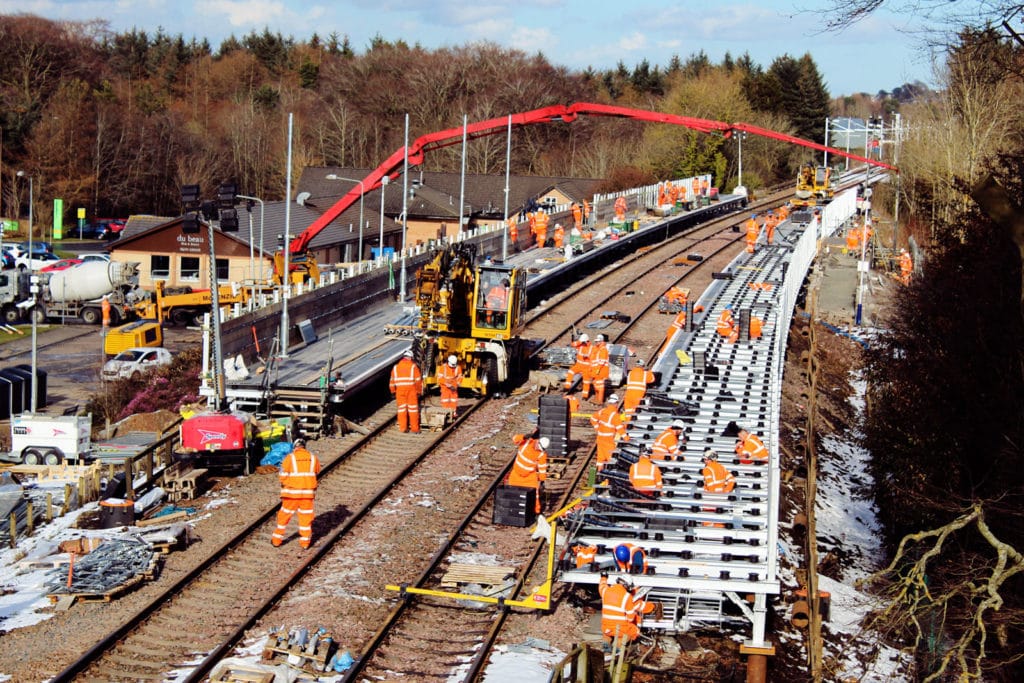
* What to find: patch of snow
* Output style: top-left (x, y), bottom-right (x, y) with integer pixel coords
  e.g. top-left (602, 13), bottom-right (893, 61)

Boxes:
top-left (479, 642), bottom-right (566, 682)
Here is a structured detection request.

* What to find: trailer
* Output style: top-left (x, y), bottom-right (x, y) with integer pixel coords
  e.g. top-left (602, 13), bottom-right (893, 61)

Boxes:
top-left (1, 413), bottom-right (158, 466)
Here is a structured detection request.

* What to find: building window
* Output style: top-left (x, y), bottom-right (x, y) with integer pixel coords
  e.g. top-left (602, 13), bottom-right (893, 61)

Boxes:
top-left (180, 257), bottom-right (200, 281)
top-left (151, 255), bottom-right (170, 279)
top-left (216, 258), bottom-right (229, 280)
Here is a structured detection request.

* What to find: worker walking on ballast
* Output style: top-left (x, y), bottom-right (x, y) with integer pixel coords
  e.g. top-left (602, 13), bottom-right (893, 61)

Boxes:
top-left (390, 349), bottom-right (423, 433)
top-left (438, 354), bottom-right (463, 419)
top-left (272, 438), bottom-right (321, 549)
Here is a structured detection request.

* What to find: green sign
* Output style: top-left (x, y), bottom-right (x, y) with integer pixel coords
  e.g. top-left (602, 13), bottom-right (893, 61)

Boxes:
top-left (1, 219), bottom-right (16, 233)
top-left (53, 198), bottom-right (64, 240)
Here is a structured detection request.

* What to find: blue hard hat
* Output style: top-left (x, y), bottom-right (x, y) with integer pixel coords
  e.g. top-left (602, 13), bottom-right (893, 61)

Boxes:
top-left (751, 213), bottom-right (758, 218)
top-left (615, 544), bottom-right (631, 563)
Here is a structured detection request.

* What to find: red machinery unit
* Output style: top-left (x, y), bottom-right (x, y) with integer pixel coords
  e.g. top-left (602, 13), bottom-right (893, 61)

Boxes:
top-left (175, 411), bottom-right (259, 474)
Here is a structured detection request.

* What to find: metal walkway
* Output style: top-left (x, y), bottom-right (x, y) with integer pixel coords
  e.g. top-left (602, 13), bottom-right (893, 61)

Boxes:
top-left (557, 189), bottom-right (860, 650)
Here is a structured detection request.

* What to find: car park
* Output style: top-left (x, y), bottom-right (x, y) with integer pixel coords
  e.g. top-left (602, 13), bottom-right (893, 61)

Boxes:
top-left (15, 252), bottom-right (63, 271)
top-left (102, 346), bottom-right (173, 381)
top-left (71, 223), bottom-right (112, 240)
top-left (1, 247), bottom-right (14, 269)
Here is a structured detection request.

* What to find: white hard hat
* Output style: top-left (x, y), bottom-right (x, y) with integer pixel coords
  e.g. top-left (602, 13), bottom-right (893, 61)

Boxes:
top-left (636, 359), bottom-right (644, 366)
top-left (403, 349), bottom-right (414, 358)
top-left (672, 419), bottom-right (686, 429)
top-left (539, 437), bottom-right (551, 449)
top-left (447, 355), bottom-right (458, 366)
top-left (578, 334), bottom-right (589, 343)
top-left (607, 394), bottom-right (619, 403)
top-left (595, 334), bottom-right (605, 342)
top-left (702, 449), bottom-right (718, 461)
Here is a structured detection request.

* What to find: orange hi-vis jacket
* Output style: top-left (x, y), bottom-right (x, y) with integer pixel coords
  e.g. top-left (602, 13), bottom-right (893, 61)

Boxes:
top-left (652, 427), bottom-right (684, 461)
top-left (583, 200), bottom-right (591, 220)
top-left (667, 310), bottom-right (688, 344)
top-left (507, 217), bottom-right (518, 243)
top-left (703, 458), bottom-right (736, 493)
top-left (509, 437), bottom-right (548, 488)
top-left (574, 544), bottom-right (598, 568)
top-left (900, 252), bottom-right (913, 281)
top-left (533, 211), bottom-right (550, 246)
top-left (591, 403), bottom-right (627, 463)
top-left (598, 575), bottom-right (649, 641)
top-left (614, 196), bottom-right (627, 219)
top-left (629, 456), bottom-right (663, 493)
top-left (390, 357), bottom-right (423, 394)
top-left (566, 339), bottom-right (593, 386)
top-left (691, 177), bottom-right (700, 197)
top-left (280, 447), bottom-right (321, 499)
top-left (745, 217), bottom-right (760, 242)
top-left (553, 224), bottom-right (565, 247)
top-left (716, 309), bottom-right (735, 337)
top-left (589, 342), bottom-right (610, 381)
top-left (572, 203), bottom-right (583, 228)
top-left (438, 362), bottom-right (463, 391)
top-left (623, 366), bottom-right (655, 415)
top-left (736, 432), bottom-right (768, 463)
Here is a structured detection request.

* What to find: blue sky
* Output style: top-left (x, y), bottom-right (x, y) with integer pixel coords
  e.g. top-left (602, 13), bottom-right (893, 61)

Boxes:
top-left (8, 0), bottom-right (946, 95)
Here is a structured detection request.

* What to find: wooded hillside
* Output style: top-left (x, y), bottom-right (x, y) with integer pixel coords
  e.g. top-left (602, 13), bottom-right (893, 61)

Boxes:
top-left (1, 13), bottom-right (859, 229)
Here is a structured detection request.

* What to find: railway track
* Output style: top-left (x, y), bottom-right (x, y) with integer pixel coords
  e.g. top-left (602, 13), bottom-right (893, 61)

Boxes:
top-left (53, 189), bottom-right (794, 681)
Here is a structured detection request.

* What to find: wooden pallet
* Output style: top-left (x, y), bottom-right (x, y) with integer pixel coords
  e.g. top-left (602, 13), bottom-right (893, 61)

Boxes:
top-left (440, 563), bottom-right (516, 589)
top-left (211, 663), bottom-right (275, 683)
top-left (260, 641), bottom-right (331, 675)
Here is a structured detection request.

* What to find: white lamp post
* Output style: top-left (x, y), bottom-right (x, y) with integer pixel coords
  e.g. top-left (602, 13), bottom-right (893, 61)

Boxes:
top-left (325, 175), bottom-right (365, 269)
top-left (17, 171), bottom-right (37, 412)
top-left (378, 175), bottom-right (389, 263)
top-left (237, 194), bottom-right (264, 310)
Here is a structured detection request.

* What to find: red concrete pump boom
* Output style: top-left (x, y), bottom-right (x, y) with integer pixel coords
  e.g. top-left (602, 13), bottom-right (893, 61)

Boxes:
top-left (291, 102), bottom-right (897, 254)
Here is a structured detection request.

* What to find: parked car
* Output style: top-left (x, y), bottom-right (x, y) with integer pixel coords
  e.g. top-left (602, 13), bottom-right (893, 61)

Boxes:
top-left (16, 252), bottom-right (63, 271)
top-left (9, 241), bottom-right (52, 258)
top-left (40, 258), bottom-right (83, 272)
top-left (71, 223), bottom-right (112, 240)
top-left (102, 347), bottom-right (173, 381)
top-left (76, 253), bottom-right (111, 263)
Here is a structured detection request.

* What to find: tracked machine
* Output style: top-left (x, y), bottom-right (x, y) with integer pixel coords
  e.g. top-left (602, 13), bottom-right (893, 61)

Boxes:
top-left (406, 243), bottom-right (535, 396)
top-left (793, 163), bottom-right (834, 207)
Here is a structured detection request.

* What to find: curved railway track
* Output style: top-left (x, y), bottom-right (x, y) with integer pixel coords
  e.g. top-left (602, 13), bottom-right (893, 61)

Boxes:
top-left (55, 187), bottom-right (798, 682)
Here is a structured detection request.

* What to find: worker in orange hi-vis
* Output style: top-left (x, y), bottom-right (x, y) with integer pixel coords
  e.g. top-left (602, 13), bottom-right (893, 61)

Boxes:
top-left (664, 286), bottom-right (688, 307)
top-left (700, 178), bottom-right (710, 197)
top-left (565, 333), bottom-right (593, 393)
top-left (701, 449), bottom-right (736, 493)
top-left (553, 223), bottom-right (565, 248)
top-left (778, 203), bottom-right (790, 220)
top-left (590, 394), bottom-right (627, 470)
top-left (272, 438), bottom-right (321, 549)
top-left (389, 349), bottom-right (423, 433)
top-left (507, 217), bottom-right (519, 252)
top-left (652, 420), bottom-right (686, 462)
top-left (716, 306), bottom-right (736, 339)
top-left (571, 202), bottom-right (583, 230)
top-left (764, 211), bottom-right (777, 245)
top-left (845, 228), bottom-right (860, 252)
top-left (588, 334), bottom-right (611, 404)
top-left (101, 295), bottom-right (111, 327)
top-left (622, 359), bottom-right (655, 419)
top-left (745, 214), bottom-right (760, 254)
top-left (691, 176), bottom-right (700, 199)
top-left (734, 424), bottom-right (768, 464)
top-left (629, 448), bottom-right (663, 495)
top-left (509, 432), bottom-right (549, 513)
top-left (668, 183), bottom-right (679, 205)
top-left (613, 196), bottom-right (627, 222)
top-left (582, 199), bottom-right (591, 223)
top-left (533, 211), bottom-right (550, 249)
top-left (899, 248), bottom-right (913, 284)
top-left (437, 354), bottom-right (463, 419)
top-left (598, 574), bottom-right (656, 643)
top-left (657, 184), bottom-right (668, 207)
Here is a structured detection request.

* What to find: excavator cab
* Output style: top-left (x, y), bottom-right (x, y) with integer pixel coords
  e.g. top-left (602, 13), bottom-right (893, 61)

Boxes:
top-left (472, 264), bottom-right (525, 339)
top-left (273, 251), bottom-right (320, 286)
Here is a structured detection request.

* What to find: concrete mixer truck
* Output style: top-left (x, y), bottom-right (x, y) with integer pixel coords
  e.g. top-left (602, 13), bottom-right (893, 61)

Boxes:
top-left (33, 260), bottom-right (148, 325)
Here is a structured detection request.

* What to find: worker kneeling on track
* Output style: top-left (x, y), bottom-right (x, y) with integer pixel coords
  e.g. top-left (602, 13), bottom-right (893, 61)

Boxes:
top-left (598, 573), bottom-right (658, 645)
top-left (629, 448), bottom-right (663, 496)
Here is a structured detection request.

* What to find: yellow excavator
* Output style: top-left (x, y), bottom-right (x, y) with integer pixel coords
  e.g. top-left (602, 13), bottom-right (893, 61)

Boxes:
top-left (793, 163), bottom-right (834, 207)
top-left (133, 279), bottom-right (250, 326)
top-left (410, 242), bottom-right (533, 395)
